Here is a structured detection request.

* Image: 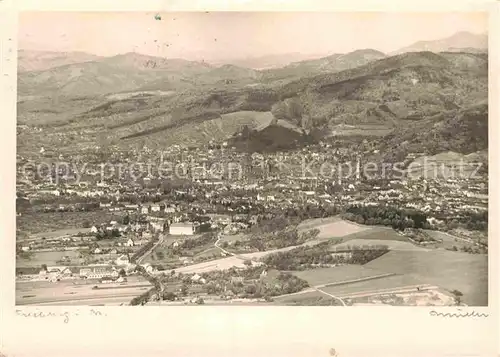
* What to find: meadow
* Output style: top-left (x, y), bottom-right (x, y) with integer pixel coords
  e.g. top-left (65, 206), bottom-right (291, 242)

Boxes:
top-left (321, 274), bottom-right (426, 297)
top-left (289, 265), bottom-right (394, 287)
top-left (424, 230), bottom-right (478, 251)
top-left (17, 250), bottom-right (83, 267)
top-left (273, 290), bottom-right (342, 306)
top-left (364, 250), bottom-right (488, 306)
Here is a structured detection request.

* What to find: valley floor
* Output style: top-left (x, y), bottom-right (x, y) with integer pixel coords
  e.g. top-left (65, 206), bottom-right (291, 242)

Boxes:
top-left (16, 218), bottom-right (487, 306)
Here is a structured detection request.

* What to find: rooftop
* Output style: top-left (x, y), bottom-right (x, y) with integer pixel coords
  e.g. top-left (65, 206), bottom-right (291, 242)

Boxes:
top-left (170, 222), bottom-right (194, 227)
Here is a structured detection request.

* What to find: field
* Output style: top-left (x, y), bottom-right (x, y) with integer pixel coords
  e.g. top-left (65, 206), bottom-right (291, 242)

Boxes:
top-left (364, 250), bottom-right (488, 306)
top-left (193, 247), bottom-right (222, 259)
top-left (331, 238), bottom-right (427, 251)
top-left (321, 274), bottom-right (426, 297)
top-left (424, 230), bottom-right (478, 250)
top-left (297, 216), bottom-right (369, 239)
top-left (273, 290), bottom-right (342, 306)
top-left (17, 250), bottom-right (83, 267)
top-left (174, 255), bottom-right (248, 274)
top-left (16, 276), bottom-right (152, 306)
top-left (330, 124), bottom-right (394, 137)
top-left (136, 111), bottom-right (275, 148)
top-left (338, 226), bottom-right (409, 242)
top-left (22, 227), bottom-right (92, 241)
top-left (298, 219), bottom-right (423, 251)
top-left (289, 265), bottom-right (394, 287)
top-left (219, 233), bottom-right (249, 243)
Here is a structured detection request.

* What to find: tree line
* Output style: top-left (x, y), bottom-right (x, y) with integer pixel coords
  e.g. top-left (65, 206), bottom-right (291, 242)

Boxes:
top-left (342, 205), bottom-right (428, 230)
top-left (261, 242), bottom-right (389, 271)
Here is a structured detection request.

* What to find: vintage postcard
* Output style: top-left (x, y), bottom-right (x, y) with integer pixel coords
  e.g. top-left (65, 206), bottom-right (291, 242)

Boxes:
top-left (1, 1), bottom-right (498, 356)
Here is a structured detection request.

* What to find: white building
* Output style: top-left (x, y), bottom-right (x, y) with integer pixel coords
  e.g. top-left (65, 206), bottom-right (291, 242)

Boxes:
top-left (80, 267), bottom-right (118, 279)
top-left (115, 254), bottom-right (130, 266)
top-left (169, 222), bottom-right (195, 236)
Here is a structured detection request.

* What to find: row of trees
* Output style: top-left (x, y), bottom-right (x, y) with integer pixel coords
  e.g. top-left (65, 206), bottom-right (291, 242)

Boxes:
top-left (196, 267), bottom-right (309, 299)
top-left (93, 229), bottom-right (121, 240)
top-left (130, 289), bottom-right (154, 306)
top-left (130, 237), bottom-right (158, 263)
top-left (342, 205), bottom-right (428, 230)
top-left (461, 211), bottom-right (488, 232)
top-left (261, 242), bottom-right (389, 271)
top-left (230, 227), bottom-right (320, 253)
top-left (449, 245), bottom-right (488, 254)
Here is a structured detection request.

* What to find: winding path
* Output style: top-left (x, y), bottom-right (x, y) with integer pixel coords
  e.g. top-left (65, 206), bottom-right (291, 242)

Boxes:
top-left (313, 287), bottom-right (347, 306)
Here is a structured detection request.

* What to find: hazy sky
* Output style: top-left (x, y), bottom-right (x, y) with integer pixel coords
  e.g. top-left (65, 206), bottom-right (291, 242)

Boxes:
top-left (19, 12), bottom-right (487, 60)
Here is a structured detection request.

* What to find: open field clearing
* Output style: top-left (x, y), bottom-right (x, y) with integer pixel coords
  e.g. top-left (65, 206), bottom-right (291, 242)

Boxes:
top-left (17, 250), bottom-right (83, 267)
top-left (16, 277), bottom-right (152, 306)
top-left (24, 228), bottom-right (92, 241)
top-left (331, 238), bottom-right (428, 252)
top-left (297, 216), bottom-right (341, 230)
top-left (306, 220), bottom-right (372, 240)
top-left (330, 125), bottom-right (394, 137)
top-left (424, 230), bottom-right (478, 250)
top-left (174, 256), bottom-right (248, 274)
top-left (136, 111), bottom-right (275, 148)
top-left (220, 111), bottom-right (275, 130)
top-left (321, 274), bottom-right (426, 297)
top-left (364, 250), bottom-right (488, 306)
top-left (194, 247), bottom-right (222, 259)
top-left (219, 233), bottom-right (249, 243)
top-left (290, 265), bottom-right (394, 287)
top-left (297, 216), bottom-right (342, 232)
top-left (338, 226), bottom-right (409, 242)
top-left (273, 290), bottom-right (340, 305)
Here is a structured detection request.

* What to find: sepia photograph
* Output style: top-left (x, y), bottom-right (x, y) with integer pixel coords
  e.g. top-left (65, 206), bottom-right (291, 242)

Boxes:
top-left (15, 11), bottom-right (489, 307)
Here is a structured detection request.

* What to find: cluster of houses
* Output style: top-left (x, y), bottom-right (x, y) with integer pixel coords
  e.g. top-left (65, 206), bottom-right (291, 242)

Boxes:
top-left (17, 259), bottom-right (156, 283)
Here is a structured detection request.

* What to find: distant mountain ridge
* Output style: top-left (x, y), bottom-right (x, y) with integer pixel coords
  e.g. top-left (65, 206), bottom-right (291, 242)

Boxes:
top-left (17, 31), bottom-right (487, 155)
top-left (260, 49), bottom-right (387, 81)
top-left (393, 31), bottom-right (487, 55)
top-left (101, 52), bottom-right (213, 72)
top-left (210, 53), bottom-right (330, 70)
top-left (18, 50), bottom-right (102, 72)
top-left (18, 31), bottom-right (487, 75)
top-left (17, 49), bottom-right (389, 97)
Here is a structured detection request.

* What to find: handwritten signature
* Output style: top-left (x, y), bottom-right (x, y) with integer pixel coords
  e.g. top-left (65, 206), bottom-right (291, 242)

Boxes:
top-left (15, 309), bottom-right (106, 323)
top-left (429, 310), bottom-right (489, 318)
